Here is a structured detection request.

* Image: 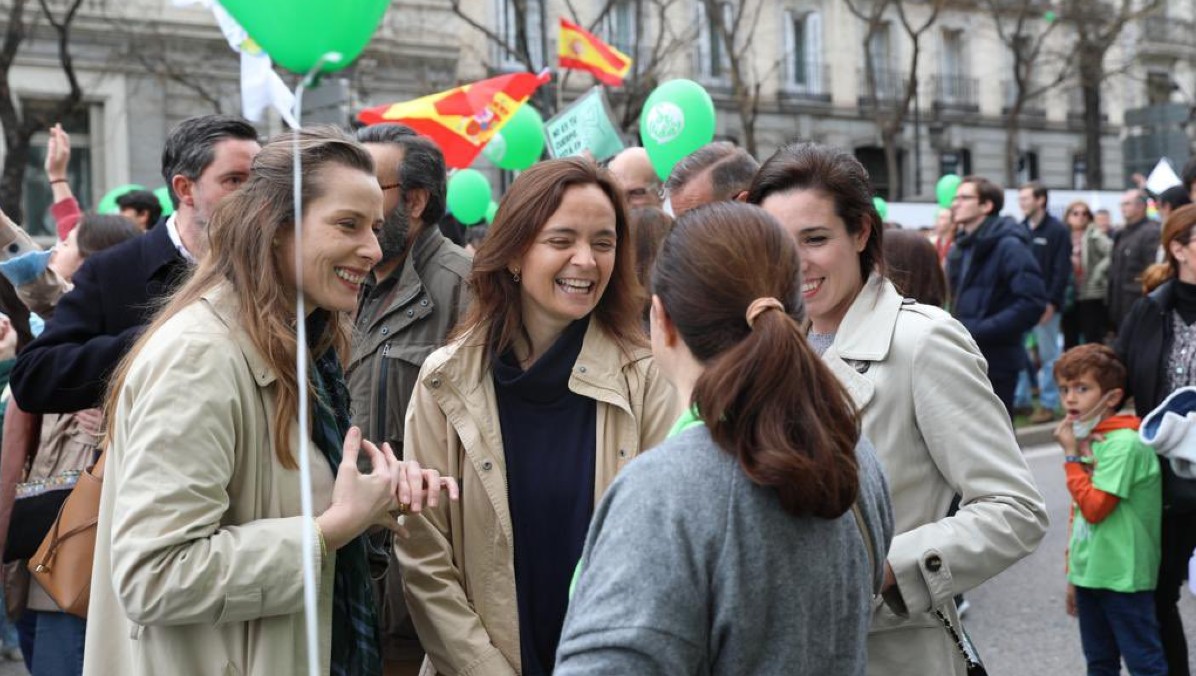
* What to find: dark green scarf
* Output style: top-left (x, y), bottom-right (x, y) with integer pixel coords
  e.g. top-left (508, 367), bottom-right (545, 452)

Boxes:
top-left (308, 313), bottom-right (382, 676)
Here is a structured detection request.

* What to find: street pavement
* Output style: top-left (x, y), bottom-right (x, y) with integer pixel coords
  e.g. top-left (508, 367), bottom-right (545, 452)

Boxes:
top-left (966, 443), bottom-right (1196, 674)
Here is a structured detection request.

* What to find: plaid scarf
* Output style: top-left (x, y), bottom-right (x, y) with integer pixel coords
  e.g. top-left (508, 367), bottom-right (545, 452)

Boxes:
top-left (308, 314), bottom-right (382, 676)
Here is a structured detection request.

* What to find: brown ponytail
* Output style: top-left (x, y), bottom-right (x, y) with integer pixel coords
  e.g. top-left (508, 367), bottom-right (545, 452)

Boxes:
top-left (653, 202), bottom-right (861, 518)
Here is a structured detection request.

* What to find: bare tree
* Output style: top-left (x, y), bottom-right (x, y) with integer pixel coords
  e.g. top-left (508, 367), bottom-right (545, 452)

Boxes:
top-left (981, 0), bottom-right (1074, 186)
top-left (0, 0), bottom-right (87, 223)
top-left (845, 0), bottom-right (946, 200)
top-left (701, 0), bottom-right (774, 157)
top-left (448, 0), bottom-right (559, 114)
top-left (99, 13), bottom-right (236, 115)
top-left (1058, 0), bottom-right (1162, 189)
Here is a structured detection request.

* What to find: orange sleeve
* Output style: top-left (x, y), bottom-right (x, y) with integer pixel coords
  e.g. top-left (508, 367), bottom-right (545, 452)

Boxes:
top-left (1065, 462), bottom-right (1120, 524)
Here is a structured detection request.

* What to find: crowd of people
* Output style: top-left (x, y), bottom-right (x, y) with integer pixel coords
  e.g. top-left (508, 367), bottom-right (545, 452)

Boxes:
top-left (0, 111), bottom-right (1188, 676)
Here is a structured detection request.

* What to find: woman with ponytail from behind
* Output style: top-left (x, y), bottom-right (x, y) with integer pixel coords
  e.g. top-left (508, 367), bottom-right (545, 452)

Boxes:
top-left (1116, 203), bottom-right (1196, 675)
top-left (555, 202), bottom-right (894, 675)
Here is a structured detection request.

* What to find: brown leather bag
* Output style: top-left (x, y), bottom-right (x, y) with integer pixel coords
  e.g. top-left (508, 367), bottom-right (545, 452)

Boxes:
top-left (27, 450), bottom-right (105, 618)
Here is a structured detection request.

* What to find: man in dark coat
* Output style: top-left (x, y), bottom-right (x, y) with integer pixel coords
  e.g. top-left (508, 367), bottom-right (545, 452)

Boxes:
top-left (947, 175), bottom-right (1048, 418)
top-left (10, 115), bottom-right (260, 413)
top-left (1015, 181), bottom-right (1073, 423)
top-left (1107, 188), bottom-right (1160, 333)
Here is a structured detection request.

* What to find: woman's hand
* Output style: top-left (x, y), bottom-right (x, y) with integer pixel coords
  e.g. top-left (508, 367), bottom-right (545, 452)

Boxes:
top-left (317, 426), bottom-right (402, 551)
top-left (392, 455), bottom-right (460, 515)
top-left (1065, 583), bottom-right (1077, 617)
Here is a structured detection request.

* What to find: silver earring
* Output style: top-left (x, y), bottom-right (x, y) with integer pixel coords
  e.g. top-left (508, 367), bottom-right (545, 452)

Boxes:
top-left (512, 270), bottom-right (521, 283)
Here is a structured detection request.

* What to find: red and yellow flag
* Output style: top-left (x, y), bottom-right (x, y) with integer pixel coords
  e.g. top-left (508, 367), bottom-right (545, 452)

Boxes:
top-left (558, 18), bottom-right (632, 87)
top-left (357, 71), bottom-right (552, 169)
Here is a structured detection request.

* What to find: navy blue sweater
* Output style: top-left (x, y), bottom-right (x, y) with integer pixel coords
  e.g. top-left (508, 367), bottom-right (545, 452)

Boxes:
top-left (1022, 213), bottom-right (1073, 310)
top-left (493, 317), bottom-right (597, 675)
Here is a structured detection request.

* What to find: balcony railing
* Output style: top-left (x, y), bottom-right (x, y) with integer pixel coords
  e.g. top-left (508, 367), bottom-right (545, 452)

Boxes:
top-left (858, 68), bottom-right (907, 106)
top-left (1142, 16), bottom-right (1196, 48)
top-left (932, 74), bottom-right (978, 112)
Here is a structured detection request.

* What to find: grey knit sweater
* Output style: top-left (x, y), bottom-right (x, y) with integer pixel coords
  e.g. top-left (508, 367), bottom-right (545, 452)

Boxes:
top-left (555, 425), bottom-right (894, 675)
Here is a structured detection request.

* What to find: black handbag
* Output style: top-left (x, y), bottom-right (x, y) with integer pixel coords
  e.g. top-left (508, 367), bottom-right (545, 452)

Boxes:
top-left (4, 472), bottom-right (79, 563)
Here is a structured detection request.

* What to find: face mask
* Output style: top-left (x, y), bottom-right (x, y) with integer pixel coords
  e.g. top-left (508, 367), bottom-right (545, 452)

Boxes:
top-left (1071, 392), bottom-right (1112, 439)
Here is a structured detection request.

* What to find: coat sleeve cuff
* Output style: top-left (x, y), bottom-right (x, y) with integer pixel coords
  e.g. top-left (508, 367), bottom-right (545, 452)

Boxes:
top-left (886, 543), bottom-right (954, 615)
top-left (458, 646), bottom-right (518, 676)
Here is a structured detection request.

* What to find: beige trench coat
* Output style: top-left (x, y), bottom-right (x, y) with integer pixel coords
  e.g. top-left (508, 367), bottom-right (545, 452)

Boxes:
top-left (821, 276), bottom-right (1049, 676)
top-left (395, 320), bottom-right (679, 676)
top-left (84, 287), bottom-right (337, 676)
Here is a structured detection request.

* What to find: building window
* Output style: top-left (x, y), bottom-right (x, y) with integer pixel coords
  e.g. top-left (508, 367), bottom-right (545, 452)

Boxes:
top-left (602, 0), bottom-right (637, 59)
top-left (22, 101), bottom-right (94, 239)
top-left (494, 0), bottom-right (545, 71)
top-left (1017, 150), bottom-right (1040, 184)
top-left (865, 22), bottom-right (895, 98)
top-left (938, 29), bottom-right (967, 103)
top-left (1147, 71), bottom-right (1175, 105)
top-left (696, 0), bottom-right (733, 82)
top-left (784, 10), bottom-right (822, 93)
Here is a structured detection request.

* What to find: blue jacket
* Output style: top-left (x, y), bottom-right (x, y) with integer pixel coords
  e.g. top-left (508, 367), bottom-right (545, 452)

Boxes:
top-left (947, 215), bottom-right (1047, 374)
top-left (1023, 213), bottom-right (1073, 310)
top-left (10, 223), bottom-right (186, 413)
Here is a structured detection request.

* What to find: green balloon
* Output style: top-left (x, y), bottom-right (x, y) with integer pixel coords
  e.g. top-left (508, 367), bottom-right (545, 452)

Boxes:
top-left (640, 79), bottom-right (717, 181)
top-left (97, 184), bottom-right (146, 215)
top-left (484, 105), bottom-right (544, 171)
top-left (153, 186), bottom-right (175, 218)
top-left (872, 196), bottom-right (888, 221)
top-left (447, 169), bottom-right (492, 225)
top-left (484, 201), bottom-right (499, 224)
top-left (936, 175), bottom-right (962, 209)
top-left (219, 0), bottom-right (389, 74)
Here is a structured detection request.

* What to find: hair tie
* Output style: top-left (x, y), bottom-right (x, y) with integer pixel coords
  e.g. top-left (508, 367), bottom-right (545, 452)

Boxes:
top-left (745, 297), bottom-right (784, 329)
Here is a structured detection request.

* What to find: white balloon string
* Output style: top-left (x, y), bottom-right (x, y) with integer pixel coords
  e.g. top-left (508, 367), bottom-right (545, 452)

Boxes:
top-left (292, 51), bottom-right (341, 676)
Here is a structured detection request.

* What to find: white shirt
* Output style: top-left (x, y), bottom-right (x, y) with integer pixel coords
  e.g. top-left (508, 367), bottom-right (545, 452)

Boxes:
top-left (164, 213), bottom-right (197, 264)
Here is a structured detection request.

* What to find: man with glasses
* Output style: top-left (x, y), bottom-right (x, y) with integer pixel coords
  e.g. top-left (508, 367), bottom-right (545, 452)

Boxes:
top-left (946, 175), bottom-right (1047, 418)
top-left (1107, 188), bottom-right (1160, 333)
top-left (607, 147), bottom-right (664, 209)
top-left (352, 123), bottom-right (472, 675)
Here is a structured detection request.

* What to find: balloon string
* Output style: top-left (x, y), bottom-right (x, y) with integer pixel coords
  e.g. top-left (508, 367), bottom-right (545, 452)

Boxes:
top-left (292, 52), bottom-right (340, 676)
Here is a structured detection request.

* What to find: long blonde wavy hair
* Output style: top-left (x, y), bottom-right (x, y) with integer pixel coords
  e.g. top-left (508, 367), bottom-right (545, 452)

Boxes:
top-left (104, 126), bottom-right (376, 469)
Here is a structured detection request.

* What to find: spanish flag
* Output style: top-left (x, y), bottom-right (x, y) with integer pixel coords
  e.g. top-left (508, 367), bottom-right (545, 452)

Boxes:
top-left (357, 70), bottom-right (552, 169)
top-left (558, 18), bottom-right (632, 87)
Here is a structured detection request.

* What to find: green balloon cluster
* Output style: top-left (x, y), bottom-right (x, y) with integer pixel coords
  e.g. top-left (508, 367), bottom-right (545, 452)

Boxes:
top-left (639, 79), bottom-right (717, 182)
top-left (484, 105), bottom-right (545, 171)
top-left (97, 184), bottom-right (146, 215)
top-left (872, 196), bottom-right (889, 221)
top-left (936, 175), bottom-right (962, 209)
top-left (447, 169), bottom-right (492, 226)
top-left (219, 0), bottom-right (389, 74)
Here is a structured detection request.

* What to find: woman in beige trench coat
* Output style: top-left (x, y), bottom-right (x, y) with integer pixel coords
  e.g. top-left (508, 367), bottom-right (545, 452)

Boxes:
top-left (84, 128), bottom-right (453, 676)
top-left (749, 142), bottom-right (1049, 676)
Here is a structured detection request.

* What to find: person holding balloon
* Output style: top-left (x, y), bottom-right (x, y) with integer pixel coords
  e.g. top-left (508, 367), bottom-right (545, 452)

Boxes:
top-left (83, 128), bottom-right (457, 676)
top-left (395, 158), bottom-right (679, 676)
top-left (747, 143), bottom-right (1047, 676)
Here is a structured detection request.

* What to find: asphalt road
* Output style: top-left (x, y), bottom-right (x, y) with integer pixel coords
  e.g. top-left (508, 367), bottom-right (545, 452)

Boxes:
top-left (966, 443), bottom-right (1196, 674)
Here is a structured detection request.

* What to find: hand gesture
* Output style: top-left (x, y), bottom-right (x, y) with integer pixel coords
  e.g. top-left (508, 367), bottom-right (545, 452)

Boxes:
top-left (1065, 583), bottom-right (1077, 617)
top-left (317, 427), bottom-right (403, 551)
top-left (1053, 418), bottom-right (1078, 456)
top-left (392, 457), bottom-right (460, 515)
top-left (44, 124), bottom-right (71, 182)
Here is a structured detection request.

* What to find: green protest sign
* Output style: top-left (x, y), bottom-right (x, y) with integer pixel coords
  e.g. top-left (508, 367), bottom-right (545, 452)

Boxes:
top-left (545, 87), bottom-right (625, 162)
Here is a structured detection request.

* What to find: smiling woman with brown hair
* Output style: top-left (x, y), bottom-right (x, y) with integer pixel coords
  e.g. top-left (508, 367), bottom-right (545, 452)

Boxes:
top-left (396, 157), bottom-right (679, 676)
